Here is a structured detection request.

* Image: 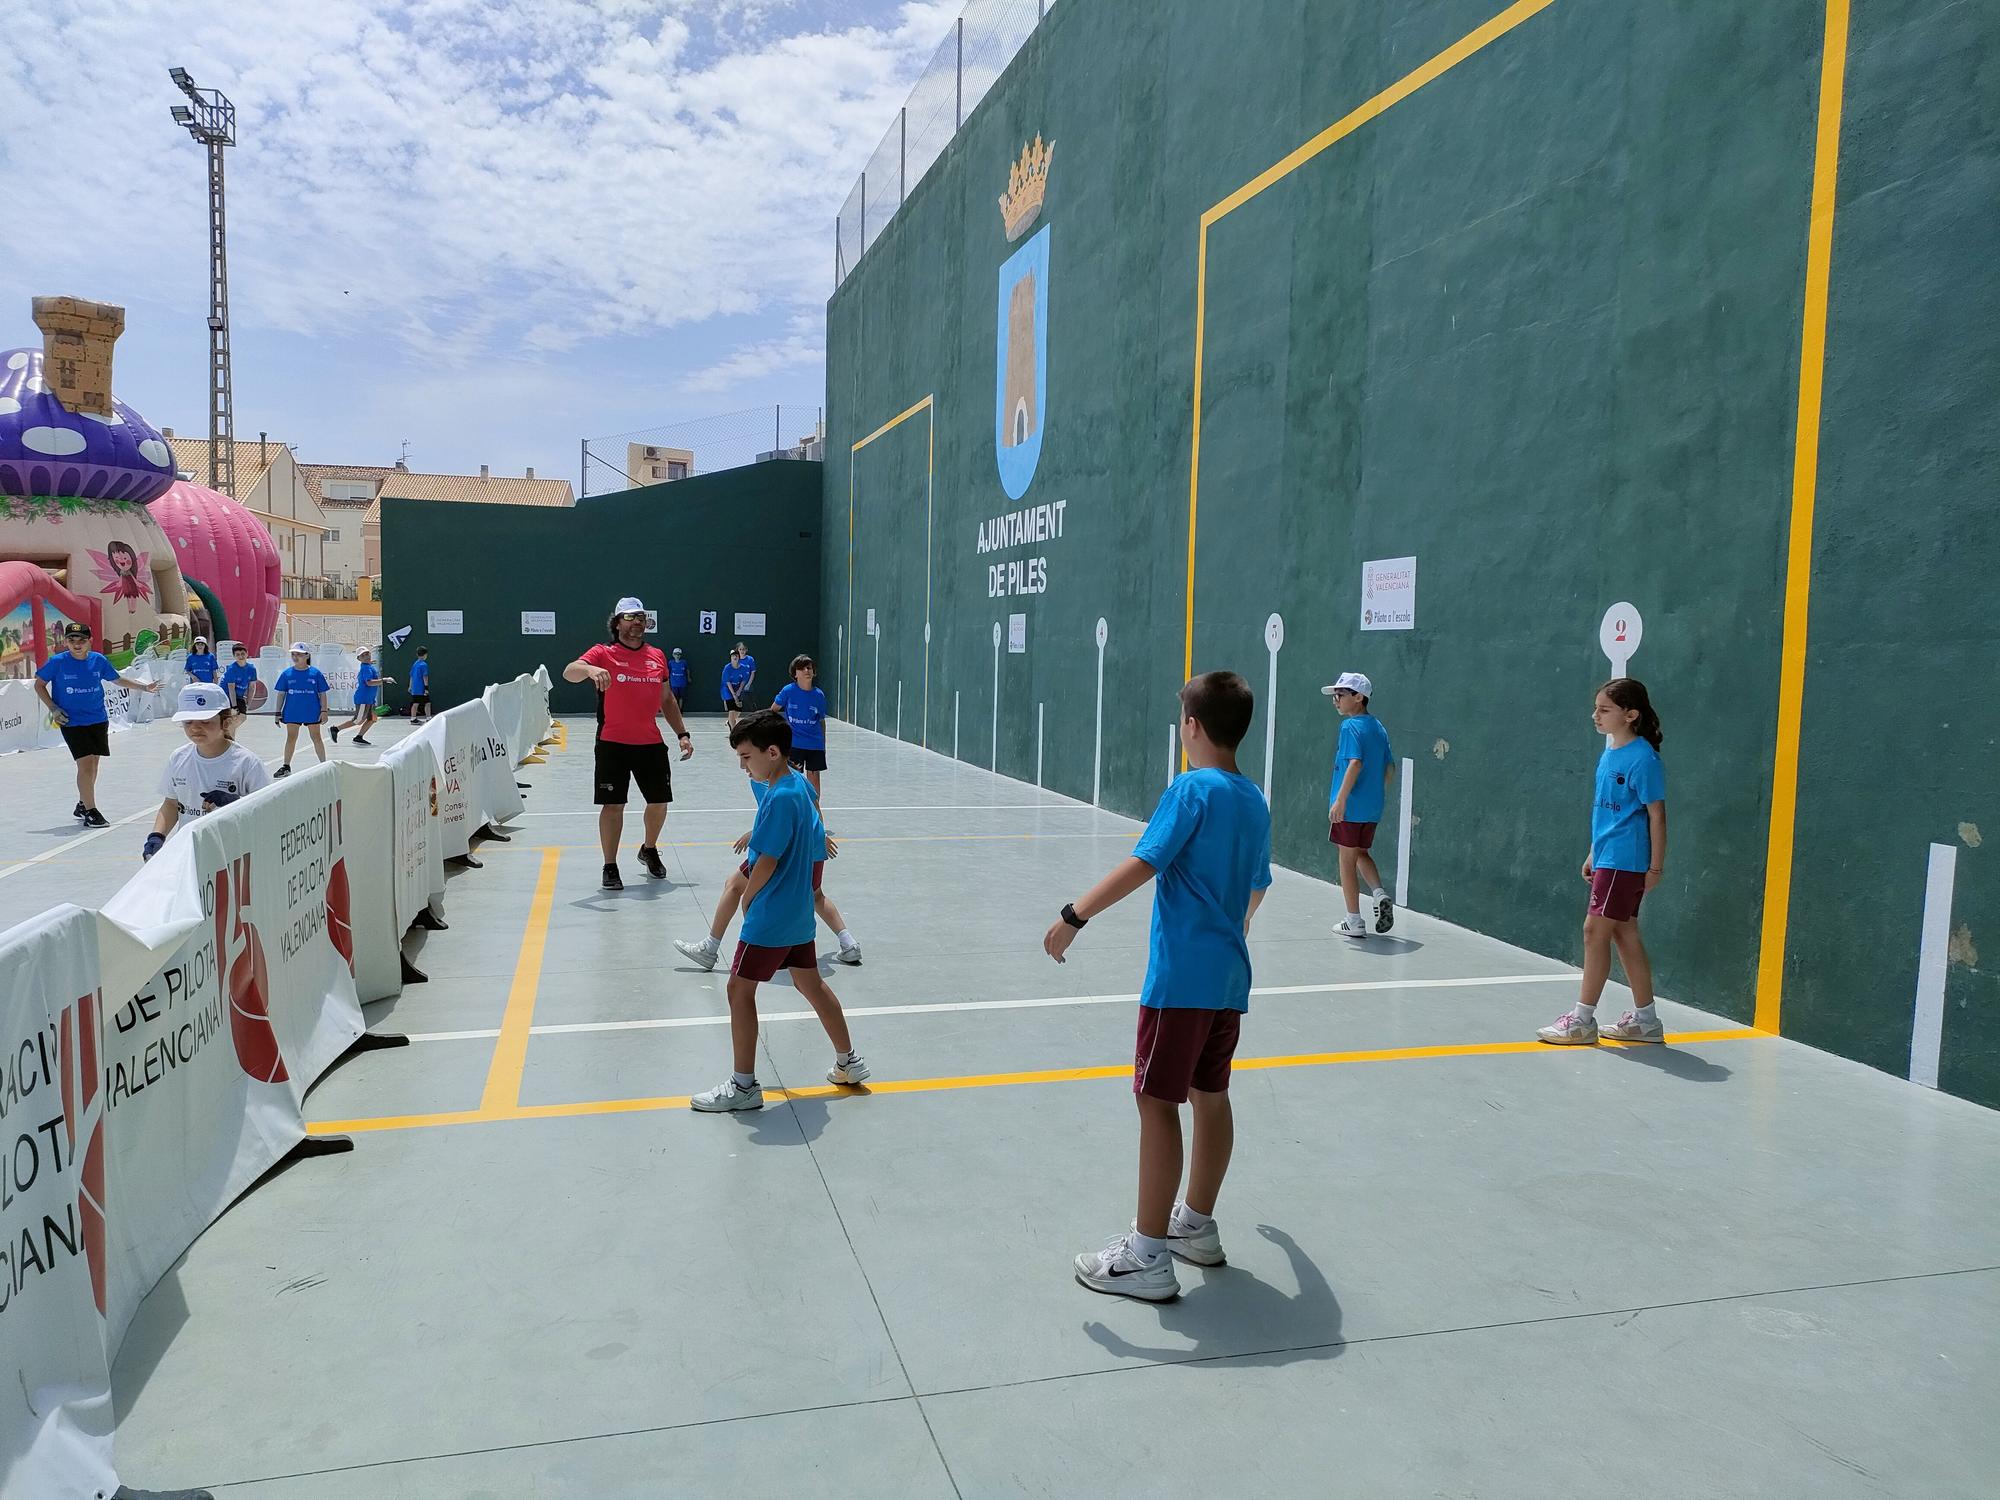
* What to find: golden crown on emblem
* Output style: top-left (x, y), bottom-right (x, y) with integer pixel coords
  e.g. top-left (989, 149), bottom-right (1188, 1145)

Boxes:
top-left (999, 135), bottom-right (1055, 241)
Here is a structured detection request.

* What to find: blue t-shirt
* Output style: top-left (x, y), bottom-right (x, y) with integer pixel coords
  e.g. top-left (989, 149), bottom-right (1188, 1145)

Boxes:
top-left (409, 660), bottom-right (430, 694)
top-left (720, 660), bottom-right (752, 703)
top-left (36, 651), bottom-right (120, 728)
top-left (742, 773), bottom-right (820, 948)
top-left (274, 666), bottom-right (330, 724)
top-left (1331, 714), bottom-right (1393, 824)
top-left (184, 651), bottom-right (219, 683)
top-left (222, 660), bottom-right (258, 701)
top-left (1591, 739), bottom-right (1666, 872)
top-left (1133, 768), bottom-right (1273, 1012)
top-left (353, 663), bottom-right (380, 704)
top-left (749, 770), bottom-right (827, 859)
top-left (668, 657), bottom-right (689, 690)
top-left (772, 683), bottom-right (828, 750)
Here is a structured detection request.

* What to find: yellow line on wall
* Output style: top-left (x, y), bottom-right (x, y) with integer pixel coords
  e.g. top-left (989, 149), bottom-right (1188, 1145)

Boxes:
top-left (846, 394), bottom-right (934, 731)
top-left (1755, 0), bottom-right (1851, 1036)
top-left (476, 847), bottom-right (561, 1113)
top-left (1181, 0), bottom-right (1558, 710)
top-left (313, 1027), bottom-right (1766, 1136)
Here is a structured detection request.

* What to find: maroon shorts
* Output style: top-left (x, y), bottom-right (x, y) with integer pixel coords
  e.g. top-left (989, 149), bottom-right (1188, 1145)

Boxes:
top-left (1134, 1006), bottom-right (1242, 1103)
top-left (731, 939), bottom-right (818, 982)
top-left (1589, 867), bottom-right (1647, 922)
top-left (1329, 821), bottom-right (1377, 850)
top-left (738, 858), bottom-right (824, 891)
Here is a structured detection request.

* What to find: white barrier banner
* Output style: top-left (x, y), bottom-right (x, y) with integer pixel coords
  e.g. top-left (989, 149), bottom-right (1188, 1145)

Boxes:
top-left (483, 680), bottom-right (526, 770)
top-left (385, 722), bottom-right (448, 933)
top-left (432, 700), bottom-right (520, 858)
top-left (0, 678), bottom-right (64, 756)
top-left (0, 907), bottom-right (119, 1500)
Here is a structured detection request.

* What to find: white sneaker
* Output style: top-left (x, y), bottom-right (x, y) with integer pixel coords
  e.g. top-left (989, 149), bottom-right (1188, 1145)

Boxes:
top-left (1536, 1010), bottom-right (1599, 1045)
top-left (690, 1078), bottom-right (764, 1112)
top-left (675, 938), bottom-right (720, 972)
top-left (1373, 890), bottom-right (1395, 933)
top-left (834, 941), bottom-right (863, 966)
top-left (1600, 1010), bottom-right (1665, 1043)
top-left (1167, 1206), bottom-right (1226, 1266)
top-left (827, 1054), bottom-right (871, 1086)
top-left (1073, 1232), bottom-right (1179, 1302)
top-left (1336, 915), bottom-right (1368, 939)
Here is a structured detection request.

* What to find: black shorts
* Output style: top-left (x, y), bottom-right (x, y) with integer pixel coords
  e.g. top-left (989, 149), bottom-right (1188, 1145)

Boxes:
top-left (788, 747), bottom-right (827, 772)
top-left (60, 722), bottom-right (110, 760)
top-left (409, 694), bottom-right (431, 708)
top-left (594, 739), bottom-right (673, 806)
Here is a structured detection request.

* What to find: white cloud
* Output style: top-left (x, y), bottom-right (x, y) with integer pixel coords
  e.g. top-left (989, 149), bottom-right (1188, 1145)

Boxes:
top-left (0, 0), bottom-right (963, 370)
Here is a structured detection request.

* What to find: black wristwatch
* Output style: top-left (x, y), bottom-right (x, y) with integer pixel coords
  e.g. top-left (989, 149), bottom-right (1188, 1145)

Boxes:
top-left (1061, 902), bottom-right (1088, 930)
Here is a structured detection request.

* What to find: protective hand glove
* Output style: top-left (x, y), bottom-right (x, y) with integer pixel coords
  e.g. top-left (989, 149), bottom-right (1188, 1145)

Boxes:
top-left (142, 832), bottom-right (165, 861)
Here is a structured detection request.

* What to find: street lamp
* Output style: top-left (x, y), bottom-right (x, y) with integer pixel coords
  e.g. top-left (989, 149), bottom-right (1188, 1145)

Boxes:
top-left (167, 67), bottom-right (239, 499)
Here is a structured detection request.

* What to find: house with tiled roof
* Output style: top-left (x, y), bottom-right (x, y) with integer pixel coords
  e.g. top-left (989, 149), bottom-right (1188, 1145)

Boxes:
top-left (164, 429), bottom-right (331, 588)
top-left (353, 464), bottom-right (573, 577)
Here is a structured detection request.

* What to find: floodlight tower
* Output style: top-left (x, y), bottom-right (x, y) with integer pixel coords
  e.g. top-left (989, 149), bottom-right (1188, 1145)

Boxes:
top-left (168, 67), bottom-right (238, 499)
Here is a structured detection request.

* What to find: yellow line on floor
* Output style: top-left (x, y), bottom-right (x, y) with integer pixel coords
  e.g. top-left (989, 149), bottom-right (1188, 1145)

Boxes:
top-left (476, 847), bottom-right (561, 1112)
top-left (312, 1028), bottom-right (1768, 1137)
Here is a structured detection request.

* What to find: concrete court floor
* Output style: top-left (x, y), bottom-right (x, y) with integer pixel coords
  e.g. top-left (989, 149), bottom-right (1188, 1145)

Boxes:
top-left (5, 713), bottom-right (1999, 1498)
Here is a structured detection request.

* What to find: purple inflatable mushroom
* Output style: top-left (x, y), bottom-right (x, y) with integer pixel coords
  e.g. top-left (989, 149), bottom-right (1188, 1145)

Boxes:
top-left (0, 347), bottom-right (177, 503)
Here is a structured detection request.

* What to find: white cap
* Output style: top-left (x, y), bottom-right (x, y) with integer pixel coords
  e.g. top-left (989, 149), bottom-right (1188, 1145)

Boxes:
top-left (192, 635), bottom-right (208, 646)
top-left (173, 683), bottom-right (231, 721)
top-left (1321, 671), bottom-right (1373, 698)
top-left (614, 596), bottom-right (645, 615)
top-left (356, 646), bottom-right (372, 657)
top-left (289, 641), bottom-right (310, 655)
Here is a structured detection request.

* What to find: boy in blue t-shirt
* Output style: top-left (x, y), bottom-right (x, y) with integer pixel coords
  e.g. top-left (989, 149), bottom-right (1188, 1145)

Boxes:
top-left (271, 643), bottom-right (330, 778)
top-left (667, 647), bottom-right (690, 704)
top-left (34, 622), bottom-right (163, 826)
top-left (407, 649), bottom-right (432, 721)
top-left (691, 710), bottom-right (868, 1113)
top-left (183, 636), bottom-right (219, 684)
top-left (770, 653), bottom-right (830, 791)
top-left (719, 648), bottom-right (751, 726)
top-left (1045, 671), bottom-right (1272, 1302)
top-left (221, 644), bottom-right (258, 713)
top-left (332, 645), bottom-right (394, 747)
top-left (1323, 670), bottom-right (1395, 939)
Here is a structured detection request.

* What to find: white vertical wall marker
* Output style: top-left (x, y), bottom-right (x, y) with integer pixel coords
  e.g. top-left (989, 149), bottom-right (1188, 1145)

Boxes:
top-left (1037, 702), bottom-right (1045, 787)
top-left (895, 680), bottom-right (903, 742)
top-left (1396, 756), bottom-right (1414, 910)
top-left (835, 624), bottom-right (844, 717)
top-left (922, 620), bottom-right (932, 746)
top-left (990, 621), bottom-right (1002, 771)
top-left (871, 618), bottom-right (882, 731)
top-left (1093, 617), bottom-right (1108, 806)
top-left (1910, 842), bottom-right (1958, 1088)
top-left (1166, 722), bottom-right (1177, 788)
top-left (953, 691), bottom-right (961, 761)
top-left (1262, 613), bottom-right (1285, 803)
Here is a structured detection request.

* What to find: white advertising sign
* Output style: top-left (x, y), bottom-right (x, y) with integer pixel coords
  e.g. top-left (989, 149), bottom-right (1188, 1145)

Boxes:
top-left (427, 610), bottom-right (464, 634)
top-left (1361, 556), bottom-right (1417, 632)
top-left (1008, 613), bottom-right (1028, 653)
top-left (521, 611), bottom-right (556, 636)
top-left (734, 613), bottom-right (767, 637)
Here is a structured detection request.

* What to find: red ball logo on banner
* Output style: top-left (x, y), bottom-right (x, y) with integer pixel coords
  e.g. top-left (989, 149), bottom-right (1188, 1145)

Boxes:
top-left (214, 853), bottom-right (289, 1084)
top-left (326, 857), bottom-right (354, 972)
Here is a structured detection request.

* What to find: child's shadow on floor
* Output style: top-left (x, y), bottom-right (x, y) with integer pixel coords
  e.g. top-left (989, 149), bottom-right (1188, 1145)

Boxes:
top-left (1085, 1225), bottom-right (1343, 1368)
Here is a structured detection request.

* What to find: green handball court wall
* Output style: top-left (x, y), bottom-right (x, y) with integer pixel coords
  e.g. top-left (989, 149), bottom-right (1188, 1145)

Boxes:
top-left (823, 0), bottom-right (2000, 1107)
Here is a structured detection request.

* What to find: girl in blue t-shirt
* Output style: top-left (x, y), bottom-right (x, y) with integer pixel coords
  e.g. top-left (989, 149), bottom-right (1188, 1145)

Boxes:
top-left (771, 654), bottom-right (831, 791)
top-left (332, 645), bottom-right (395, 747)
top-left (719, 648), bottom-right (752, 728)
top-left (272, 645), bottom-right (332, 778)
top-left (1539, 678), bottom-right (1668, 1047)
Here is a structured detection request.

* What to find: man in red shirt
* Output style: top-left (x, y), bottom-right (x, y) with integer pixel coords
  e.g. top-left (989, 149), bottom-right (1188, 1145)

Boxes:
top-left (563, 597), bottom-right (695, 890)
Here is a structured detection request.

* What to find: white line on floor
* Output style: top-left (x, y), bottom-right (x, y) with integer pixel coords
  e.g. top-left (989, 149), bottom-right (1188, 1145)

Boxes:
top-left (398, 973), bottom-right (1576, 1042)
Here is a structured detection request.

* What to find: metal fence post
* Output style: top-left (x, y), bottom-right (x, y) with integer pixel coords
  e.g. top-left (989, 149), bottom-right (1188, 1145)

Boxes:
top-left (860, 170), bottom-right (866, 248)
top-left (956, 17), bottom-right (964, 129)
top-left (579, 437), bottom-right (587, 499)
top-left (775, 405), bottom-right (782, 455)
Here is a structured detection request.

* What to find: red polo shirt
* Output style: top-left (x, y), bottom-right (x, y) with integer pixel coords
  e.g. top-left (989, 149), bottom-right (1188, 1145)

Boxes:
top-left (581, 641), bottom-right (667, 745)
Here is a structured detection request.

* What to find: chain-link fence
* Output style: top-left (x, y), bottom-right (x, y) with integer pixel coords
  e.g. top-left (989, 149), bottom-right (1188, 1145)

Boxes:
top-left (581, 405), bottom-right (825, 498)
top-left (835, 0), bottom-right (1059, 289)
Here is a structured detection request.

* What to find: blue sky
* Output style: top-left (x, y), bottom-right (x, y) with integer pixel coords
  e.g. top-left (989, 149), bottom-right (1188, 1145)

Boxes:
top-left (0, 0), bottom-right (960, 484)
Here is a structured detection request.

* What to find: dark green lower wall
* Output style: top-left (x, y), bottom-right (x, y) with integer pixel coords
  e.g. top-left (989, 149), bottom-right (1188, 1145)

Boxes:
top-left (822, 1), bottom-right (2000, 1104)
top-left (381, 461), bottom-right (821, 717)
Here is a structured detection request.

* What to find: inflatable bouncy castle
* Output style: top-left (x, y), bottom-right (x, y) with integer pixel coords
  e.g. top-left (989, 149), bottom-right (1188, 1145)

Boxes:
top-left (0, 296), bottom-right (280, 678)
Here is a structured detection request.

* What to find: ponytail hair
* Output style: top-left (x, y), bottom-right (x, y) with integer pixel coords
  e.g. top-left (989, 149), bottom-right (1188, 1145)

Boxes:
top-left (1600, 677), bottom-right (1663, 751)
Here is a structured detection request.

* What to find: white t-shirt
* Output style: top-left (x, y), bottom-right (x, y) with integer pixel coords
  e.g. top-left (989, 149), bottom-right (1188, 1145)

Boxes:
top-left (158, 742), bottom-right (271, 817)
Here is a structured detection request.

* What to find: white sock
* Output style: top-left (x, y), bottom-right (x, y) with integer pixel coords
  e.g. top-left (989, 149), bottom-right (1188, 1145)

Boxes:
top-left (1575, 1002), bottom-right (1597, 1019)
top-left (1173, 1203), bottom-right (1213, 1232)
top-left (1129, 1232), bottom-right (1167, 1264)
top-left (732, 1071), bottom-right (758, 1089)
top-left (700, 934), bottom-right (720, 952)
top-left (837, 928), bottom-right (856, 948)
top-left (1634, 1003), bottom-right (1658, 1022)
top-left (1372, 888), bottom-right (1389, 901)
top-left (836, 1049), bottom-right (859, 1065)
